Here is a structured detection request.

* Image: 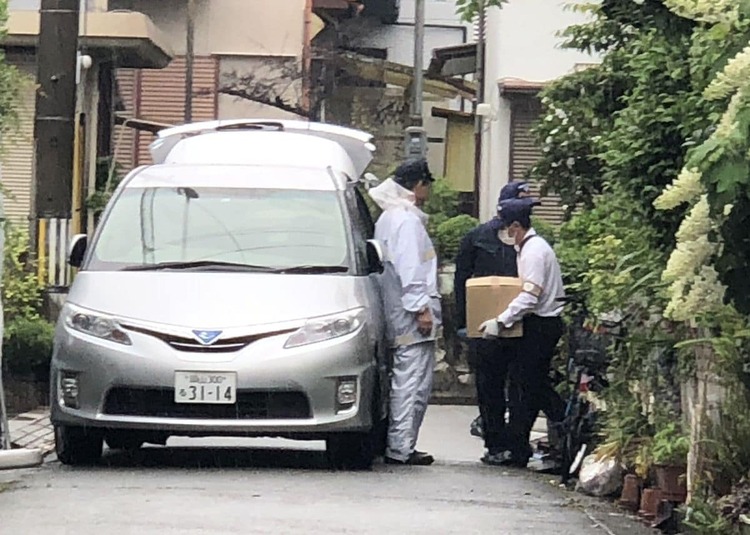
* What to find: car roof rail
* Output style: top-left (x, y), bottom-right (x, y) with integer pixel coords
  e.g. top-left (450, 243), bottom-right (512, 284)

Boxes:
top-left (213, 121), bottom-right (285, 132)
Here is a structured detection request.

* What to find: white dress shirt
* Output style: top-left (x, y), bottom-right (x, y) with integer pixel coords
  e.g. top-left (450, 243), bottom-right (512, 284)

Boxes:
top-left (497, 229), bottom-right (565, 328)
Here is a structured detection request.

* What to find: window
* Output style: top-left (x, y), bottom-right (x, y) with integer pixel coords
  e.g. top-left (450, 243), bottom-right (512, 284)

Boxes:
top-left (89, 187), bottom-right (350, 271)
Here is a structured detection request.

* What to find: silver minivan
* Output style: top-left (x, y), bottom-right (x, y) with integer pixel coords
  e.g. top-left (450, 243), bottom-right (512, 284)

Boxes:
top-left (51, 120), bottom-right (389, 469)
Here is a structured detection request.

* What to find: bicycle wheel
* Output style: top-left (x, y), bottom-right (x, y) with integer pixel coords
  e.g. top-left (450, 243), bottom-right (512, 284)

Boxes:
top-left (568, 402), bottom-right (594, 477)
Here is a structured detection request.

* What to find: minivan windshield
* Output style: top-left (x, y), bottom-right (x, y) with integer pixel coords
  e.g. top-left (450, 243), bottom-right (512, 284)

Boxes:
top-left (87, 187), bottom-right (350, 272)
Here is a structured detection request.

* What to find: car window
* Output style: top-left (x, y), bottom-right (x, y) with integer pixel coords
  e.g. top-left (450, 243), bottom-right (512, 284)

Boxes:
top-left (89, 187), bottom-right (350, 271)
top-left (345, 188), bottom-right (369, 273)
top-left (354, 187), bottom-right (375, 239)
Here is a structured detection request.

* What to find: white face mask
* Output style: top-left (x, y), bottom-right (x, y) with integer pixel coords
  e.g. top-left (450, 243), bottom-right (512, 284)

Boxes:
top-left (498, 228), bottom-right (516, 247)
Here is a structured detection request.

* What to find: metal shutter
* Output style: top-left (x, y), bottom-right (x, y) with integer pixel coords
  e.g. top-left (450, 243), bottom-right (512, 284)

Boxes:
top-left (112, 57), bottom-right (218, 172)
top-left (1, 62), bottom-right (36, 225)
top-left (134, 56), bottom-right (218, 166)
top-left (509, 96), bottom-right (565, 226)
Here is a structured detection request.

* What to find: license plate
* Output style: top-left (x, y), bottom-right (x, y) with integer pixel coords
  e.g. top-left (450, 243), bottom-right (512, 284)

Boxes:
top-left (174, 372), bottom-right (237, 404)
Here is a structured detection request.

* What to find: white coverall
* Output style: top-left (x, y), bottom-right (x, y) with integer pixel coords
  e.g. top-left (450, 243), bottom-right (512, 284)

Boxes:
top-left (368, 178), bottom-right (442, 462)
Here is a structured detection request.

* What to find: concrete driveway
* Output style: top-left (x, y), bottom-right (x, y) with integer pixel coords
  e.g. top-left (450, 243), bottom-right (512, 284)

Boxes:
top-left (0, 405), bottom-right (657, 535)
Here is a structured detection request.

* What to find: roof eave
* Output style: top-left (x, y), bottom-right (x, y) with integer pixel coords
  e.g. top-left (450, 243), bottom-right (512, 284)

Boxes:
top-left (2, 10), bottom-right (174, 69)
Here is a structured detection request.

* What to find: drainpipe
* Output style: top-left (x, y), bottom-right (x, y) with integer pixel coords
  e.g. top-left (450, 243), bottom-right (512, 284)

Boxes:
top-left (302, 0), bottom-right (313, 117)
top-left (473, 0), bottom-right (486, 219)
top-left (185, 0), bottom-right (196, 123)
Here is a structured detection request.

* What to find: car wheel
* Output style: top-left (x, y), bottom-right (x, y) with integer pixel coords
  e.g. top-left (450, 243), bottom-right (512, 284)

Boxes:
top-left (326, 432), bottom-right (374, 471)
top-left (55, 425), bottom-right (103, 466)
top-left (105, 432), bottom-right (145, 451)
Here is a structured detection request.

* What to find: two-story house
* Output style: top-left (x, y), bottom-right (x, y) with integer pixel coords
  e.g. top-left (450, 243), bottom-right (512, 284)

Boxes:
top-left (1, 0), bottom-right (172, 288)
top-left (479, 0), bottom-right (596, 223)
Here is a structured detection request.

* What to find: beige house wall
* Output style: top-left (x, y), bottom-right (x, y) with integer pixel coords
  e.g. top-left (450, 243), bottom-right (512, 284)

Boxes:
top-left (111, 0), bottom-right (305, 57)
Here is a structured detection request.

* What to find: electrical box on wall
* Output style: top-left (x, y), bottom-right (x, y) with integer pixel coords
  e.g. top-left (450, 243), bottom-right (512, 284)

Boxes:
top-left (405, 126), bottom-right (427, 159)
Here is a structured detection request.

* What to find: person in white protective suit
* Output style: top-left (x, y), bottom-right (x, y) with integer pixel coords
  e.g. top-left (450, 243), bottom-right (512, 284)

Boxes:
top-left (368, 158), bottom-right (442, 466)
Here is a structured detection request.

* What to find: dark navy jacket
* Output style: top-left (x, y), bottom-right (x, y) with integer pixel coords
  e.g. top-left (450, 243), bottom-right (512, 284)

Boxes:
top-left (453, 220), bottom-right (518, 330)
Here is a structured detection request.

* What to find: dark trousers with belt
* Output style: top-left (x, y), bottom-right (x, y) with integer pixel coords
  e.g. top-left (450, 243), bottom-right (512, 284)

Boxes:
top-left (507, 315), bottom-right (565, 461)
top-left (471, 338), bottom-right (517, 454)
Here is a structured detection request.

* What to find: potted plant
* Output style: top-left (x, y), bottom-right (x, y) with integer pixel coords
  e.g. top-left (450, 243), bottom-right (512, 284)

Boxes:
top-left (651, 423), bottom-right (689, 503)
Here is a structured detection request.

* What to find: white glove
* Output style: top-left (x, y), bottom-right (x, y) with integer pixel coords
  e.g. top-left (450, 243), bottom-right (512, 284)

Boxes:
top-left (479, 319), bottom-right (501, 339)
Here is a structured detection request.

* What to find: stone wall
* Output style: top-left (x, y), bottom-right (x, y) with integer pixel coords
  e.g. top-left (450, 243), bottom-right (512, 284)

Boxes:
top-left (434, 264), bottom-right (475, 403)
top-left (324, 85), bottom-right (409, 177)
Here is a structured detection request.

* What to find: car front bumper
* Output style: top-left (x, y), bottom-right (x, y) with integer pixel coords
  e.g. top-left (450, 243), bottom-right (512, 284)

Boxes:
top-left (50, 324), bottom-right (377, 438)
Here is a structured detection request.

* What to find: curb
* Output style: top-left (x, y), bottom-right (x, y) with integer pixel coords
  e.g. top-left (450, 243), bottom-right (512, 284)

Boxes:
top-left (6, 408), bottom-right (54, 457)
top-left (0, 448), bottom-right (43, 470)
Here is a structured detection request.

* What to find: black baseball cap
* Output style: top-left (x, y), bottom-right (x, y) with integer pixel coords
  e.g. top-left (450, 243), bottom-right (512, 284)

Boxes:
top-left (394, 158), bottom-right (434, 184)
top-left (498, 181), bottom-right (530, 204)
top-left (498, 197), bottom-right (540, 227)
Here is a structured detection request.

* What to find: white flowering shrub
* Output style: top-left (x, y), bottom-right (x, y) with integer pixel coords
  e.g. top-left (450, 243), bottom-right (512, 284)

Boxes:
top-left (664, 0), bottom-right (738, 24)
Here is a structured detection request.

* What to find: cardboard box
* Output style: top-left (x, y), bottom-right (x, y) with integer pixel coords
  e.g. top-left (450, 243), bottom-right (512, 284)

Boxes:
top-left (466, 276), bottom-right (524, 338)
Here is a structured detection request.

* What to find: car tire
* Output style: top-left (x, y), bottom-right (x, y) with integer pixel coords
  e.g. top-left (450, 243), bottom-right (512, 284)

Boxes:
top-left (326, 432), bottom-right (374, 471)
top-left (105, 432), bottom-right (145, 451)
top-left (55, 425), bottom-right (103, 466)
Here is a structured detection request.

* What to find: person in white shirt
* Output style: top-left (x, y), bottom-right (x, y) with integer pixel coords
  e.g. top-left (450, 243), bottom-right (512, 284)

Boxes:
top-left (368, 159), bottom-right (442, 466)
top-left (479, 197), bottom-right (565, 467)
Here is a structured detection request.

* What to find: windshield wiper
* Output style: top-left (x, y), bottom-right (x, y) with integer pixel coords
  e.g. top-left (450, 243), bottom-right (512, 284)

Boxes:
top-left (121, 260), bottom-right (278, 272)
top-left (274, 265), bottom-right (349, 274)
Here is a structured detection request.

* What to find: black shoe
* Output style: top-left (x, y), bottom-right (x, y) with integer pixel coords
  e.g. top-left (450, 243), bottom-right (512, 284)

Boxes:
top-left (470, 416), bottom-right (484, 438)
top-left (385, 452), bottom-right (435, 466)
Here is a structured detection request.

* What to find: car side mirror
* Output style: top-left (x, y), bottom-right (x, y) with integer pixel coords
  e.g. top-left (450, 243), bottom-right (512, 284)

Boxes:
top-left (68, 234), bottom-right (88, 268)
top-left (366, 239), bottom-right (384, 274)
top-left (362, 172), bottom-right (380, 190)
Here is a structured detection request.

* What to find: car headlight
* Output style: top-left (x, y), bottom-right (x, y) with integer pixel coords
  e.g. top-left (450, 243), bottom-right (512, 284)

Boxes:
top-left (65, 305), bottom-right (132, 345)
top-left (284, 308), bottom-right (366, 349)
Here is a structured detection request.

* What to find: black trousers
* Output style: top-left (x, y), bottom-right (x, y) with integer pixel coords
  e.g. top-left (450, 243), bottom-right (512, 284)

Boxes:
top-left (472, 338), bottom-right (517, 454)
top-left (506, 315), bottom-right (565, 461)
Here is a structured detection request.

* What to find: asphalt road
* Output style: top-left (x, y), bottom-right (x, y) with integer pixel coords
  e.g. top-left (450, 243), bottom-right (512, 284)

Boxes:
top-left (0, 406), bottom-right (656, 535)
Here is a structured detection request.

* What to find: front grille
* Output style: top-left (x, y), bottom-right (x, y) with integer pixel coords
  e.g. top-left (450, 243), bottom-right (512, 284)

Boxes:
top-left (120, 325), bottom-right (296, 353)
top-left (103, 387), bottom-right (312, 419)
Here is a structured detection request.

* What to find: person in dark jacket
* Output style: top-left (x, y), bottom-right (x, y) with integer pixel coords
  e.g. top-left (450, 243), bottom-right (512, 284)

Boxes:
top-left (454, 180), bottom-right (530, 464)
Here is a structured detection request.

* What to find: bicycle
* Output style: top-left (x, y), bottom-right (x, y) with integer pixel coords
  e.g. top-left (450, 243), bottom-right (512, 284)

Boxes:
top-left (553, 294), bottom-right (621, 486)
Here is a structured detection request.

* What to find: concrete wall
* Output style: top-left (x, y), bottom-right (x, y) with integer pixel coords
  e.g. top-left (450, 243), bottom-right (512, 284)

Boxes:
top-left (109, 0), bottom-right (305, 57)
top-left (480, 0), bottom-right (597, 220)
top-left (217, 56), bottom-right (303, 120)
top-left (109, 0), bottom-right (307, 122)
top-left (353, 23), bottom-right (465, 67)
top-left (398, 0), bottom-right (468, 26)
top-left (342, 0), bottom-right (471, 178)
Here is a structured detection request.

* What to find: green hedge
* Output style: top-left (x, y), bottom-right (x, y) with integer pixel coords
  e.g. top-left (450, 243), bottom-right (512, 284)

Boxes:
top-left (1, 223), bottom-right (54, 383)
top-left (435, 214), bottom-right (479, 263)
top-left (2, 317), bottom-right (54, 382)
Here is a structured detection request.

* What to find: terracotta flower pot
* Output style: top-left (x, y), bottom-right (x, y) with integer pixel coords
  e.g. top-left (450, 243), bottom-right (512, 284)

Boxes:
top-left (654, 464), bottom-right (687, 503)
top-left (619, 474), bottom-right (642, 512)
top-left (639, 488), bottom-right (662, 520)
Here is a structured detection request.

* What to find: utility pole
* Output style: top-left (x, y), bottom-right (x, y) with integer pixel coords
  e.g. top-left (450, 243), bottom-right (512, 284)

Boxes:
top-left (185, 0), bottom-right (196, 123)
top-left (405, 0), bottom-right (427, 159)
top-left (34, 0), bottom-right (81, 223)
top-left (473, 0), bottom-right (486, 219)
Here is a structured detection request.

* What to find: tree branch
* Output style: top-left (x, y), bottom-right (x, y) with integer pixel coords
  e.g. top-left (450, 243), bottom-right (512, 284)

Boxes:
top-left (218, 87), bottom-right (310, 118)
